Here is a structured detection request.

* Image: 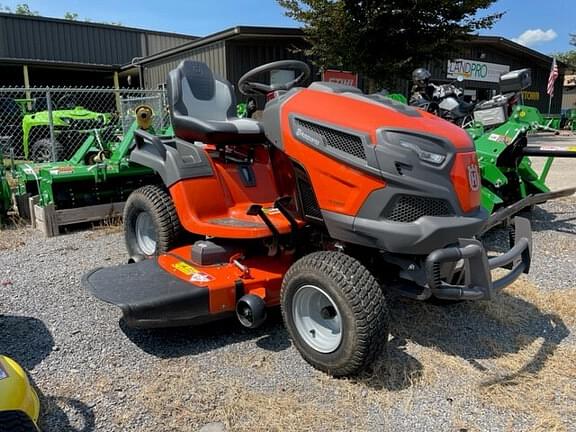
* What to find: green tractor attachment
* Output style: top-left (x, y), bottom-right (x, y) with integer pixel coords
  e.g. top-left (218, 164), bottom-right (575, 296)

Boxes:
top-left (469, 102), bottom-right (576, 222)
top-left (15, 95), bottom-right (112, 162)
top-left (0, 153), bottom-right (11, 224)
top-left (407, 67), bottom-right (576, 222)
top-left (12, 105), bottom-right (169, 233)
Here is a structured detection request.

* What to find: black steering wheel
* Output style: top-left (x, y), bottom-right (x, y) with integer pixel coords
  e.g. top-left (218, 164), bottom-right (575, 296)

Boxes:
top-left (238, 60), bottom-right (311, 96)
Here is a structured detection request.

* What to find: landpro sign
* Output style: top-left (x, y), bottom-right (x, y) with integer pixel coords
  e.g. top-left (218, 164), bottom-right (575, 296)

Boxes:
top-left (447, 59), bottom-right (510, 83)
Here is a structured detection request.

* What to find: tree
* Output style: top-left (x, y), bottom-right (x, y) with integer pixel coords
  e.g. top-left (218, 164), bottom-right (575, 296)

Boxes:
top-left (278, 0), bottom-right (503, 85)
top-left (0, 2), bottom-right (38, 15)
top-left (13, 3), bottom-right (38, 15)
top-left (64, 12), bottom-right (79, 20)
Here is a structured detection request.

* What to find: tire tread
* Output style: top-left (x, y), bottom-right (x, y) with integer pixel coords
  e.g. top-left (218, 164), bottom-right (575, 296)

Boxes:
top-left (281, 251), bottom-right (389, 376)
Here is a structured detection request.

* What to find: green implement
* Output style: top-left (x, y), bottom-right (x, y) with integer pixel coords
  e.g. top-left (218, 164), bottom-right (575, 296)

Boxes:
top-left (0, 154), bottom-right (11, 223)
top-left (13, 106), bottom-right (171, 223)
top-left (468, 103), bottom-right (576, 214)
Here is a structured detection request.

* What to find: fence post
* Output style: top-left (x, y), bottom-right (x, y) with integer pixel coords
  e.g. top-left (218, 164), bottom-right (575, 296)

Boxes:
top-left (113, 72), bottom-right (122, 117)
top-left (46, 90), bottom-right (57, 162)
top-left (23, 65), bottom-right (32, 112)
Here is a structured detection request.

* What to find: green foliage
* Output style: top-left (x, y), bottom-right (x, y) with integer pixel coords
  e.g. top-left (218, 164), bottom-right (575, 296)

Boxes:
top-left (13, 3), bottom-right (37, 15)
top-left (64, 12), bottom-right (79, 20)
top-left (1, 3), bottom-right (121, 25)
top-left (0, 2), bottom-right (38, 15)
top-left (278, 0), bottom-right (503, 85)
top-left (556, 51), bottom-right (576, 68)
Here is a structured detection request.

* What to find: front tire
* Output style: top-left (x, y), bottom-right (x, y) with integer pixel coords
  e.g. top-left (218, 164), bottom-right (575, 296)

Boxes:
top-left (123, 185), bottom-right (182, 258)
top-left (281, 252), bottom-right (389, 376)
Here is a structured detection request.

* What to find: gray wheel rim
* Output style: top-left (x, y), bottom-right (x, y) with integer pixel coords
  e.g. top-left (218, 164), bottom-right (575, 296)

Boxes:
top-left (292, 284), bottom-right (342, 353)
top-left (135, 211), bottom-right (157, 256)
top-left (35, 145), bottom-right (52, 162)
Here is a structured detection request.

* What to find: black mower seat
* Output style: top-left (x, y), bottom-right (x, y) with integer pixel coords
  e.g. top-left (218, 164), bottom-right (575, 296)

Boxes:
top-left (168, 60), bottom-right (264, 145)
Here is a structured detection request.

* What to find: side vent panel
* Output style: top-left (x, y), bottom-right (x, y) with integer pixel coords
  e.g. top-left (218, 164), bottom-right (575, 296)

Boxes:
top-left (294, 118), bottom-right (367, 161)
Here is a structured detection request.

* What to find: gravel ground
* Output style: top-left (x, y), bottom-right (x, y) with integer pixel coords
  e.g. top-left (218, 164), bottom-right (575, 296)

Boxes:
top-left (1, 196), bottom-right (575, 432)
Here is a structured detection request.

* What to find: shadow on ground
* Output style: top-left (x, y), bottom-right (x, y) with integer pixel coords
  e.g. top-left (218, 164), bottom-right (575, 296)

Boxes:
top-left (359, 291), bottom-right (569, 391)
top-left (0, 315), bottom-right (53, 370)
top-left (120, 308), bottom-right (291, 358)
top-left (118, 285), bottom-right (569, 393)
top-left (38, 394), bottom-right (95, 432)
top-left (0, 315), bottom-right (96, 432)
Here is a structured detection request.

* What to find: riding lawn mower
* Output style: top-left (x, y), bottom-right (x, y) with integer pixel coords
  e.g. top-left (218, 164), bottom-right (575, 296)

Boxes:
top-left (84, 60), bottom-right (532, 377)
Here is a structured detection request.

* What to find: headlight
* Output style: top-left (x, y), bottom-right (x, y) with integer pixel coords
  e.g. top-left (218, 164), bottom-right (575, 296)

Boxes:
top-left (400, 140), bottom-right (446, 164)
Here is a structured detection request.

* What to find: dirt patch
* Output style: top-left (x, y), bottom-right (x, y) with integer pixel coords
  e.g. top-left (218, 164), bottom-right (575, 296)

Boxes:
top-left (0, 226), bottom-right (27, 251)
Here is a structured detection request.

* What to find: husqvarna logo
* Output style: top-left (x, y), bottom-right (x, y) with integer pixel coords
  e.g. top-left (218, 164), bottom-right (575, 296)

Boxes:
top-left (468, 164), bottom-right (480, 191)
top-left (295, 127), bottom-right (321, 147)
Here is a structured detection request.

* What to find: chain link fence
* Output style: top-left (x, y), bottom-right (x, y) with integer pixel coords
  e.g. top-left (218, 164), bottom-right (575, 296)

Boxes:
top-left (0, 87), bottom-right (169, 162)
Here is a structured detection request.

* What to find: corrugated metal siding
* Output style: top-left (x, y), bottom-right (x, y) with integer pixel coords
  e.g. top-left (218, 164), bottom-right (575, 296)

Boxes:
top-left (143, 41), bottom-right (227, 88)
top-left (0, 14), bottom-right (194, 65)
top-left (563, 89), bottom-right (576, 110)
top-left (143, 34), bottom-right (195, 57)
top-left (226, 38), bottom-right (314, 102)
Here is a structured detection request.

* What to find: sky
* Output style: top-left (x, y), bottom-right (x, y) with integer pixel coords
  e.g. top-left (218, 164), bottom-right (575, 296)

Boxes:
top-left (2, 0), bottom-right (574, 54)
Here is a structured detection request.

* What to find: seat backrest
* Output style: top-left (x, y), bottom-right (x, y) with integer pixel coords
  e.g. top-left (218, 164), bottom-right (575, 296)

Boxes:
top-left (168, 61), bottom-right (236, 123)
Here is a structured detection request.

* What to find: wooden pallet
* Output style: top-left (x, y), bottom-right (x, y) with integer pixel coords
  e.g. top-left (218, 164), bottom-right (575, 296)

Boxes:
top-left (29, 196), bottom-right (124, 237)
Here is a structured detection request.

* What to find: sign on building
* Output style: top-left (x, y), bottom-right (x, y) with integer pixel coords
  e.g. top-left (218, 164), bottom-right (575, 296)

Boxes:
top-left (322, 69), bottom-right (359, 87)
top-left (447, 59), bottom-right (510, 83)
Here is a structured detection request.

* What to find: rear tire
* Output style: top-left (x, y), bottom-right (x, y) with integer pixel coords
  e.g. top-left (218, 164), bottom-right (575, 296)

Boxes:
top-left (30, 138), bottom-right (63, 162)
top-left (123, 185), bottom-right (182, 258)
top-left (281, 252), bottom-right (389, 376)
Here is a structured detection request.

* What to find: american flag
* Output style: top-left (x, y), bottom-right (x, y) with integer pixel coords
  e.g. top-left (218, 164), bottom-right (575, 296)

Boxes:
top-left (547, 57), bottom-right (558, 97)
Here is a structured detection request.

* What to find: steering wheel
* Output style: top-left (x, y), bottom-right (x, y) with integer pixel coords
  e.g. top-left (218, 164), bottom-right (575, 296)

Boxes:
top-left (238, 60), bottom-right (311, 96)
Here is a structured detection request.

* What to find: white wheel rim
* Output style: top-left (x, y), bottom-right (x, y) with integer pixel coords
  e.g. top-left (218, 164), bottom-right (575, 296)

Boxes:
top-left (292, 284), bottom-right (342, 353)
top-left (135, 212), bottom-right (157, 256)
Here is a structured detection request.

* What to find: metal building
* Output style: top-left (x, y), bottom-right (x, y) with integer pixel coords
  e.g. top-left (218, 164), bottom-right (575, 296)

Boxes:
top-left (127, 27), bottom-right (309, 101)
top-left (428, 36), bottom-right (566, 114)
top-left (131, 27), bottom-right (565, 113)
top-left (0, 12), bottom-right (197, 87)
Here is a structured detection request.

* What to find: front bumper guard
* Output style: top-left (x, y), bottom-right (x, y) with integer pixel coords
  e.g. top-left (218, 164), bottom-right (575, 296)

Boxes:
top-left (425, 217), bottom-right (532, 301)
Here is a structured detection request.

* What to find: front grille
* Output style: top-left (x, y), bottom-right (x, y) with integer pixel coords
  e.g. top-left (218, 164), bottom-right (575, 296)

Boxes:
top-left (294, 118), bottom-right (366, 160)
top-left (383, 195), bottom-right (453, 223)
top-left (297, 177), bottom-right (322, 220)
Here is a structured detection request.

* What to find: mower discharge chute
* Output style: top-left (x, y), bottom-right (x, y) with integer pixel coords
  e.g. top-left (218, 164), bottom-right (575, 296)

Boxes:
top-left (84, 60), bottom-right (532, 377)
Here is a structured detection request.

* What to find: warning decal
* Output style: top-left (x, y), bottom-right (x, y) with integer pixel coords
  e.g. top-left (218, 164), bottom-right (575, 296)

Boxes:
top-left (171, 261), bottom-right (215, 283)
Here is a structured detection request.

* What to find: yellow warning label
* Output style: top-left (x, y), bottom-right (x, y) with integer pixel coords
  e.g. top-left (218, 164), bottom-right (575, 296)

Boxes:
top-left (171, 261), bottom-right (215, 283)
top-left (262, 207), bottom-right (281, 215)
top-left (172, 261), bottom-right (198, 275)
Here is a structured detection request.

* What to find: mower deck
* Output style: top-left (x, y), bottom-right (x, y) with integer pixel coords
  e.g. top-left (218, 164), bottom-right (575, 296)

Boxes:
top-left (84, 259), bottom-right (211, 327)
top-left (84, 246), bottom-right (291, 328)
